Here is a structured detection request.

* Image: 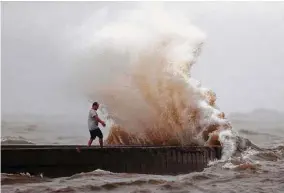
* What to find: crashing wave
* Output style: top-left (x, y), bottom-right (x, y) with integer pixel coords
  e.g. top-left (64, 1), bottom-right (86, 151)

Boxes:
top-left (74, 6), bottom-right (238, 159)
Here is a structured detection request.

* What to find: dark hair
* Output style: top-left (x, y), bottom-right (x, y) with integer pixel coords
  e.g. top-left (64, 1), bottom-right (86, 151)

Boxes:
top-left (92, 102), bottom-right (99, 107)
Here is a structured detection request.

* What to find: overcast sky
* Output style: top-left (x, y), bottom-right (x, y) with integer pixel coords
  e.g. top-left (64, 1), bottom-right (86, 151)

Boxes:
top-left (2, 1), bottom-right (284, 117)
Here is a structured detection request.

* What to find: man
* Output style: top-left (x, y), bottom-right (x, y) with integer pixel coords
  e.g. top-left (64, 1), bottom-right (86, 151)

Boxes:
top-left (88, 102), bottom-right (106, 148)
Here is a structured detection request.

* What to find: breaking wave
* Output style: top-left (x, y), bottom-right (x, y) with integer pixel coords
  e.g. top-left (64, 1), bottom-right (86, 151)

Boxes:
top-left (73, 6), bottom-right (236, 159)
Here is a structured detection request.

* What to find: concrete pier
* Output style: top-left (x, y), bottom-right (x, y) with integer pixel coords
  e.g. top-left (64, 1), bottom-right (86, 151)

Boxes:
top-left (1, 145), bottom-right (222, 178)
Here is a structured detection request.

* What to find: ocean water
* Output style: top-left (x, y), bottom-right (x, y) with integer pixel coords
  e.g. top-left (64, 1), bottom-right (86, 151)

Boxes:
top-left (1, 115), bottom-right (284, 193)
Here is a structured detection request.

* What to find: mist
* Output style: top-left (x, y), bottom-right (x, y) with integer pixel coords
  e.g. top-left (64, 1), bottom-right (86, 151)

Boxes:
top-left (2, 1), bottom-right (284, 122)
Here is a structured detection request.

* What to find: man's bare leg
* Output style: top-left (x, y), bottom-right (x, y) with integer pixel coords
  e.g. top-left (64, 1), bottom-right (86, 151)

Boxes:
top-left (88, 139), bottom-right (93, 147)
top-left (99, 138), bottom-right (103, 148)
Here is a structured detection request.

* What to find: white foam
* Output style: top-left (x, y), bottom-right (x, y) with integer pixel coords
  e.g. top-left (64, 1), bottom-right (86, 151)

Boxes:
top-left (219, 130), bottom-right (237, 160)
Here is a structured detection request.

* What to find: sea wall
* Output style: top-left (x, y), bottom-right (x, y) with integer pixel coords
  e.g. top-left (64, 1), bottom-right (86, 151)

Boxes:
top-left (1, 145), bottom-right (222, 177)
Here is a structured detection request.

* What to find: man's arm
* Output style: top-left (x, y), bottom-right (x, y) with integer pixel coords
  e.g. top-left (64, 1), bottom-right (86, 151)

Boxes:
top-left (94, 115), bottom-right (106, 127)
top-left (91, 110), bottom-right (106, 127)
top-left (90, 109), bottom-right (106, 127)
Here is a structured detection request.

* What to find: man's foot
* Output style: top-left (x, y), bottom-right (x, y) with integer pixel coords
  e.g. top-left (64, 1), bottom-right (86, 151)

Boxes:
top-left (76, 147), bottom-right (81, 153)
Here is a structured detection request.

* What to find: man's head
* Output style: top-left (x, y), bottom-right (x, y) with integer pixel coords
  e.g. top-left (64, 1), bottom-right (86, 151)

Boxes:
top-left (92, 102), bottom-right (99, 110)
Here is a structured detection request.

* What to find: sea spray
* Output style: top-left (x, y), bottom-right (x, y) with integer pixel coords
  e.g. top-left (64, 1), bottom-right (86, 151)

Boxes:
top-left (73, 6), bottom-right (236, 155)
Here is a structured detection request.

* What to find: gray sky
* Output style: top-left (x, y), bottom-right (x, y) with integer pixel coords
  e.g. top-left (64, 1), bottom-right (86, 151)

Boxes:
top-left (2, 1), bottom-right (284, 117)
